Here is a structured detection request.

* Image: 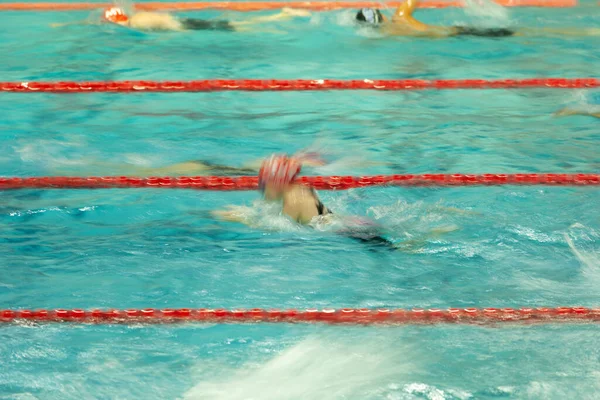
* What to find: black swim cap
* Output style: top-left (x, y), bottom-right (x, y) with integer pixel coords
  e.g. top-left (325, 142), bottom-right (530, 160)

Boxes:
top-left (356, 8), bottom-right (383, 25)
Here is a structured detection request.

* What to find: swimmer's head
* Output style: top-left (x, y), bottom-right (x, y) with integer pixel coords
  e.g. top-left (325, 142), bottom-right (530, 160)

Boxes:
top-left (355, 8), bottom-right (384, 25)
top-left (104, 7), bottom-right (129, 24)
top-left (258, 155), bottom-right (302, 199)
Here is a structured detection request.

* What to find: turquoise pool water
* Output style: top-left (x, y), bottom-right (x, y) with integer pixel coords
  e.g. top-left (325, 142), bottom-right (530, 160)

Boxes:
top-left (1, 1), bottom-right (600, 399)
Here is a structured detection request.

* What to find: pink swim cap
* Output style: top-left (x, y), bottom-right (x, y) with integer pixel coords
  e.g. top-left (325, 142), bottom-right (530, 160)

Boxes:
top-left (258, 155), bottom-right (302, 190)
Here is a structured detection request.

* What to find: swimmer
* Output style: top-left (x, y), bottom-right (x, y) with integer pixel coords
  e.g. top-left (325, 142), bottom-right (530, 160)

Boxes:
top-left (52, 150), bottom-right (339, 177)
top-left (355, 0), bottom-right (600, 38)
top-left (213, 154), bottom-right (395, 248)
top-left (52, 5), bottom-right (310, 32)
top-left (52, 159), bottom-right (259, 177)
top-left (130, 160), bottom-right (258, 176)
top-left (214, 154), bottom-right (329, 224)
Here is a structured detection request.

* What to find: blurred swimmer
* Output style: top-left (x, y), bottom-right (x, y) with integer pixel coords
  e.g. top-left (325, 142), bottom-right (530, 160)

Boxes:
top-left (554, 107), bottom-right (600, 118)
top-left (52, 159), bottom-right (259, 177)
top-left (355, 0), bottom-right (600, 37)
top-left (52, 5), bottom-right (310, 32)
top-left (51, 149), bottom-right (378, 177)
top-left (123, 160), bottom-right (258, 175)
top-left (213, 153), bottom-right (395, 248)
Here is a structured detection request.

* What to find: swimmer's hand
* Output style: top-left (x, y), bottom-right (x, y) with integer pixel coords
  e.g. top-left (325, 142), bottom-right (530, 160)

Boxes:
top-left (242, 152), bottom-right (325, 171)
top-left (50, 20), bottom-right (91, 28)
top-left (554, 107), bottom-right (579, 117)
top-left (392, 225), bottom-right (460, 253)
top-left (232, 7), bottom-right (310, 28)
top-left (281, 7), bottom-right (312, 17)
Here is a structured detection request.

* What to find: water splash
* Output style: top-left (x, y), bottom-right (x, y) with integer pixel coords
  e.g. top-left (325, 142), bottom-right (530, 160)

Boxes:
top-left (335, 10), bottom-right (360, 27)
top-left (565, 223), bottom-right (600, 282)
top-left (114, 0), bottom-right (135, 16)
top-left (184, 332), bottom-right (424, 400)
top-left (214, 200), bottom-right (303, 232)
top-left (555, 91), bottom-right (600, 116)
top-left (462, 0), bottom-right (510, 28)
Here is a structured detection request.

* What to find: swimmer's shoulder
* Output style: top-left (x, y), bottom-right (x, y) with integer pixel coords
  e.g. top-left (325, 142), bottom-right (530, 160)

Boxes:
top-left (385, 16), bottom-right (453, 37)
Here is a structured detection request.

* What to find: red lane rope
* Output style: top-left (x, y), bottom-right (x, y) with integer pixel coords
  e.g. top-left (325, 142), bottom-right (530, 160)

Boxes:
top-left (0, 0), bottom-right (578, 12)
top-left (1, 174), bottom-right (599, 191)
top-left (1, 307), bottom-right (597, 325)
top-left (1, 78), bottom-right (599, 93)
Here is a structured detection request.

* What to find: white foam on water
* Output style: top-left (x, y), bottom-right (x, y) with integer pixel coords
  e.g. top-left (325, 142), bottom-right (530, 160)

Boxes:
top-left (462, 0), bottom-right (510, 28)
top-left (335, 10), bottom-right (360, 27)
top-left (14, 138), bottom-right (88, 167)
top-left (565, 224), bottom-right (600, 284)
top-left (522, 377), bottom-right (600, 400)
top-left (114, 0), bottom-right (135, 16)
top-left (184, 333), bottom-right (423, 400)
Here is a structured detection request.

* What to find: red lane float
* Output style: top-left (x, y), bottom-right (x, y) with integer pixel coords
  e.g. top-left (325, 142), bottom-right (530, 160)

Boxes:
top-left (0, 174), bottom-right (599, 191)
top-left (0, 307), bottom-right (597, 325)
top-left (0, 0), bottom-right (578, 12)
top-left (1, 78), bottom-right (599, 93)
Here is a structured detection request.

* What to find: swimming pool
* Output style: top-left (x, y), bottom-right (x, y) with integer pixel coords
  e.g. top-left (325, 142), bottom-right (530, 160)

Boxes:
top-left (1, 1), bottom-right (600, 398)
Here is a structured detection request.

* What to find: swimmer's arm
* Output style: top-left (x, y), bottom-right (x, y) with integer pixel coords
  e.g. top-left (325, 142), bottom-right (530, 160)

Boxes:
top-left (554, 108), bottom-right (600, 118)
top-left (388, 0), bottom-right (450, 36)
top-left (211, 210), bottom-right (246, 223)
top-left (240, 159), bottom-right (263, 170)
top-left (212, 204), bottom-right (311, 227)
top-left (239, 157), bottom-right (322, 172)
top-left (385, 23), bottom-right (451, 37)
top-left (230, 7), bottom-right (311, 27)
top-left (50, 20), bottom-right (94, 28)
top-left (211, 206), bottom-right (255, 225)
top-left (393, 0), bottom-right (419, 19)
